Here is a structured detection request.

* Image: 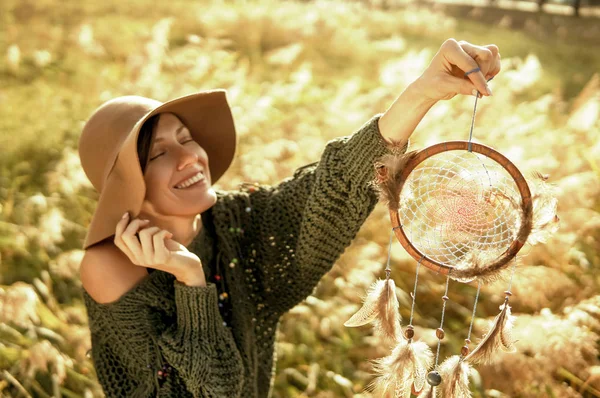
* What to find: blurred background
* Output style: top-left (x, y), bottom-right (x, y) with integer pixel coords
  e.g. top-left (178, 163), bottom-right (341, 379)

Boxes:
top-left (0, 0), bottom-right (599, 396)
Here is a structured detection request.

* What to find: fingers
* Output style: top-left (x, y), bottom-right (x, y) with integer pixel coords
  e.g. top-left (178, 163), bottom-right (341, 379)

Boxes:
top-left (115, 215), bottom-right (148, 264)
top-left (153, 230), bottom-right (173, 265)
top-left (458, 41), bottom-right (495, 77)
top-left (486, 52), bottom-right (501, 81)
top-left (443, 39), bottom-right (493, 97)
top-left (449, 75), bottom-right (491, 98)
top-left (114, 213), bottom-right (172, 268)
top-left (138, 226), bottom-right (162, 264)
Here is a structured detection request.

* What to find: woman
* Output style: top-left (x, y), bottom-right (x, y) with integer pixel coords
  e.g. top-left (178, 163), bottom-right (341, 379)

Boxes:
top-left (78, 39), bottom-right (500, 397)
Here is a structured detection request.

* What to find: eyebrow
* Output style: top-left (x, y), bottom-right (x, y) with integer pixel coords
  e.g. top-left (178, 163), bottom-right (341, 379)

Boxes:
top-left (152, 125), bottom-right (188, 145)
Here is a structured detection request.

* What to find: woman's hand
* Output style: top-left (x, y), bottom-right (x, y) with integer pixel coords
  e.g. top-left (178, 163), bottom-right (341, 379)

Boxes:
top-left (114, 213), bottom-right (206, 286)
top-left (414, 38), bottom-right (501, 102)
top-left (378, 39), bottom-right (502, 144)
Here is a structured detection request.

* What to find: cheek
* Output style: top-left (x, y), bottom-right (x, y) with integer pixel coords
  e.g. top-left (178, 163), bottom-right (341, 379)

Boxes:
top-left (144, 168), bottom-right (172, 197)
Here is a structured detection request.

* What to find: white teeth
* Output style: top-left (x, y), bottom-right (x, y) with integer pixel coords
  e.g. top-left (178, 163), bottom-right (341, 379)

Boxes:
top-left (175, 172), bottom-right (205, 189)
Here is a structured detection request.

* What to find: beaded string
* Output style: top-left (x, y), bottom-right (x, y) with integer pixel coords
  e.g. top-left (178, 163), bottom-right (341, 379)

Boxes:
top-left (461, 278), bottom-right (482, 359)
top-left (425, 273), bottom-right (451, 387)
top-left (503, 256), bottom-right (518, 305)
top-left (403, 255), bottom-right (424, 342)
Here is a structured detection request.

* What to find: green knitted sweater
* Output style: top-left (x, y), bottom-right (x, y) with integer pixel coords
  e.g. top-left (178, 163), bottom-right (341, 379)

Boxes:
top-left (82, 114), bottom-right (406, 397)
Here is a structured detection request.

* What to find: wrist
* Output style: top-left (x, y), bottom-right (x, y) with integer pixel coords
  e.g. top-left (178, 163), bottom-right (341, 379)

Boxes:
top-left (406, 77), bottom-right (439, 107)
top-left (176, 269), bottom-right (207, 287)
top-left (379, 80), bottom-right (437, 144)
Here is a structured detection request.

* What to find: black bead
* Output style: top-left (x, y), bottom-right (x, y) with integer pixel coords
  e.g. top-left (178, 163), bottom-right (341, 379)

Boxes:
top-left (427, 370), bottom-right (442, 386)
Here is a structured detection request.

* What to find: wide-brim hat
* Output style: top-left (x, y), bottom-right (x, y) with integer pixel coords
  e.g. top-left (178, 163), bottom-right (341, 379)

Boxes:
top-left (78, 89), bottom-right (236, 250)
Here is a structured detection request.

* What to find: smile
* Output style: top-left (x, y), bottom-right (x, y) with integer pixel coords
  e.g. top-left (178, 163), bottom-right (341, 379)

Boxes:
top-left (174, 172), bottom-right (206, 189)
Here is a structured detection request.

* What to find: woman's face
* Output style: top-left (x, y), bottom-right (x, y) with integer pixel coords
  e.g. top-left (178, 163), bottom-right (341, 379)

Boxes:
top-left (140, 112), bottom-right (217, 217)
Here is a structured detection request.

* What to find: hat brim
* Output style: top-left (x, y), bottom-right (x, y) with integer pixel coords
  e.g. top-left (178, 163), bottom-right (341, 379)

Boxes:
top-left (83, 89), bottom-right (236, 250)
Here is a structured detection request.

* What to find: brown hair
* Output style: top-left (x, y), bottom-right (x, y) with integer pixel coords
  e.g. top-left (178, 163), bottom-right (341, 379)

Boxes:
top-left (137, 114), bottom-right (160, 175)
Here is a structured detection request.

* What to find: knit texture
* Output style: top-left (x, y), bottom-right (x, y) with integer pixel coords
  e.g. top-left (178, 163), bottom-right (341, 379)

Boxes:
top-left (82, 114), bottom-right (408, 397)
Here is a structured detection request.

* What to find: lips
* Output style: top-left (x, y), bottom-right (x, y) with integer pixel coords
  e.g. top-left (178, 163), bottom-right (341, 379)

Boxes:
top-left (175, 177), bottom-right (206, 190)
top-left (173, 170), bottom-right (206, 189)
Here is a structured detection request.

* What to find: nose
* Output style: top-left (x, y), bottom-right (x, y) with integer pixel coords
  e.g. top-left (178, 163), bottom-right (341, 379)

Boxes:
top-left (176, 146), bottom-right (200, 171)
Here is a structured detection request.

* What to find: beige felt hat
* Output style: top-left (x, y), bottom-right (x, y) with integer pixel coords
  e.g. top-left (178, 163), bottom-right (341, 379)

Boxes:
top-left (78, 90), bottom-right (236, 250)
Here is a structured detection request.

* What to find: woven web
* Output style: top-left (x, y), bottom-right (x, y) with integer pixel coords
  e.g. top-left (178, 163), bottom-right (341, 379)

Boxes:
top-left (399, 151), bottom-right (523, 267)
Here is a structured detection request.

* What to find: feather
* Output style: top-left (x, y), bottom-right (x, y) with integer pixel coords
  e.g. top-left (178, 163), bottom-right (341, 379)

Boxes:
top-left (372, 151), bottom-right (417, 212)
top-left (417, 383), bottom-right (438, 398)
top-left (344, 279), bottom-right (402, 343)
top-left (527, 171), bottom-right (559, 245)
top-left (410, 341), bottom-right (434, 393)
top-left (463, 302), bottom-right (517, 365)
top-left (439, 355), bottom-right (472, 398)
top-left (450, 251), bottom-right (507, 285)
top-left (368, 339), bottom-right (434, 398)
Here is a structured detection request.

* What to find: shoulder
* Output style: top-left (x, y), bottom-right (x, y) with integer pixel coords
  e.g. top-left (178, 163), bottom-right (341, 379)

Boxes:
top-left (79, 239), bottom-right (149, 304)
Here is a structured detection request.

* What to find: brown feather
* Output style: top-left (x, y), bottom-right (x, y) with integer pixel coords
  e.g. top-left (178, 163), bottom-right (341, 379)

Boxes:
top-left (439, 355), bottom-right (472, 398)
top-left (411, 341), bottom-right (434, 393)
top-left (372, 151), bottom-right (417, 212)
top-left (344, 279), bottom-right (402, 343)
top-left (373, 278), bottom-right (403, 343)
top-left (368, 339), bottom-right (434, 398)
top-left (418, 383), bottom-right (438, 398)
top-left (344, 279), bottom-right (403, 343)
top-left (344, 279), bottom-right (387, 327)
top-left (527, 171), bottom-right (559, 245)
top-left (463, 302), bottom-right (517, 365)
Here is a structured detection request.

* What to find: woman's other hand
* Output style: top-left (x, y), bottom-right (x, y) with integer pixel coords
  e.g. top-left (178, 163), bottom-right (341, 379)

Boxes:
top-left (414, 38), bottom-right (501, 102)
top-left (114, 212), bottom-right (206, 286)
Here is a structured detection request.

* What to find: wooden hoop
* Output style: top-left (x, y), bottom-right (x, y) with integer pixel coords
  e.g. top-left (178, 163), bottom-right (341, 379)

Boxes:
top-left (389, 141), bottom-right (533, 277)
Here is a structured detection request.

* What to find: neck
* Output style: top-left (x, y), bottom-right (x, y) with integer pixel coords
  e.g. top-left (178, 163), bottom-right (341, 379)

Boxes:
top-left (139, 212), bottom-right (202, 247)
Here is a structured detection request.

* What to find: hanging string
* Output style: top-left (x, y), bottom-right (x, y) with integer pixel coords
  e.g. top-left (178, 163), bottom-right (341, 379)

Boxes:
top-left (463, 278), bottom-right (482, 357)
top-left (384, 227), bottom-right (395, 280)
top-left (434, 273), bottom-right (451, 367)
top-left (408, 256), bottom-right (424, 329)
top-left (506, 256), bottom-right (518, 293)
top-left (464, 67), bottom-right (494, 152)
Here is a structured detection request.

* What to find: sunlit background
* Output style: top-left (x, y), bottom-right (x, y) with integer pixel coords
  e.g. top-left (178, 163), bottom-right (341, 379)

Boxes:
top-left (0, 0), bottom-right (599, 396)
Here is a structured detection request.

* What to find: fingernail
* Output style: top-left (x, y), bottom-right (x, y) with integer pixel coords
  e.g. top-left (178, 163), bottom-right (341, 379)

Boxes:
top-left (486, 85), bottom-right (493, 96)
top-left (472, 89), bottom-right (479, 97)
top-left (122, 212), bottom-right (129, 219)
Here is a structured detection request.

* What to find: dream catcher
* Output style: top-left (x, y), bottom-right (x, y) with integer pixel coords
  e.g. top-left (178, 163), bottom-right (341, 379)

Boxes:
top-left (344, 71), bottom-right (559, 397)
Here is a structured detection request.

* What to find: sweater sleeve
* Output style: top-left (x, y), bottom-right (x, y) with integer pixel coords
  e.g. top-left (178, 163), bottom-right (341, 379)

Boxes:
top-left (157, 281), bottom-right (244, 397)
top-left (85, 280), bottom-right (244, 398)
top-left (214, 114), bottom-right (407, 316)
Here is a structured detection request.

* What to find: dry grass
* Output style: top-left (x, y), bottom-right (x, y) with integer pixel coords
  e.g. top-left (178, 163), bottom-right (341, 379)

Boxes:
top-left (0, 0), bottom-right (599, 396)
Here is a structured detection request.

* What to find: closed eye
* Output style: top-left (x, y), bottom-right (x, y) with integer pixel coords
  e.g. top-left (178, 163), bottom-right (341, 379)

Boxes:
top-left (149, 139), bottom-right (195, 161)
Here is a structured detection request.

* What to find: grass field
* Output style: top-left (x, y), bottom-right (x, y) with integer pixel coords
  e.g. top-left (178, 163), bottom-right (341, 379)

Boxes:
top-left (1, 0), bottom-right (599, 396)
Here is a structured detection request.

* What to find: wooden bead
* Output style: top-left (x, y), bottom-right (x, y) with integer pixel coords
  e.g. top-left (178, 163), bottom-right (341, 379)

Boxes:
top-left (404, 326), bottom-right (415, 339)
top-left (436, 328), bottom-right (445, 340)
top-left (461, 345), bottom-right (470, 356)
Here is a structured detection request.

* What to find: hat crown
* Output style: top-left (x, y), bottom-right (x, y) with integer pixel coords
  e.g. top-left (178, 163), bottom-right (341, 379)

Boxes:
top-left (78, 96), bottom-right (161, 192)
